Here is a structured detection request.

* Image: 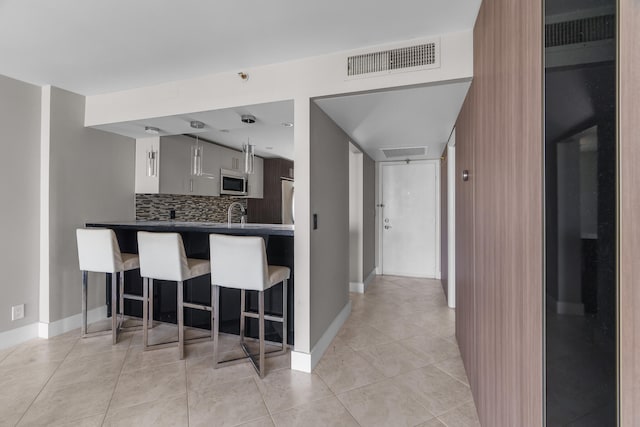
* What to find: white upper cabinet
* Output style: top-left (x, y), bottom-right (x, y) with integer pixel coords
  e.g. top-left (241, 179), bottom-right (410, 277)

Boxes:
top-left (135, 135), bottom-right (263, 199)
top-left (159, 135), bottom-right (190, 195)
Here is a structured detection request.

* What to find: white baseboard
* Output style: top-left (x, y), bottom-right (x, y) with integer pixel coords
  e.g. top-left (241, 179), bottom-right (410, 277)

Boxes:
top-left (0, 323), bottom-right (39, 350)
top-left (349, 282), bottom-right (364, 294)
top-left (291, 300), bottom-right (352, 373)
top-left (38, 305), bottom-right (108, 339)
top-left (349, 270), bottom-right (377, 294)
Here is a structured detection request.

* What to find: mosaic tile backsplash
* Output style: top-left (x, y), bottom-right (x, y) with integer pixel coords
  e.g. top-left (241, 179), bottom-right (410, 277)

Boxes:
top-left (136, 194), bottom-right (248, 223)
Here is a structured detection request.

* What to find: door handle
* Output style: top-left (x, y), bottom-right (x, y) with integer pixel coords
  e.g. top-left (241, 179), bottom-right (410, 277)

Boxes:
top-left (384, 225), bottom-right (392, 230)
top-left (462, 170), bottom-right (470, 182)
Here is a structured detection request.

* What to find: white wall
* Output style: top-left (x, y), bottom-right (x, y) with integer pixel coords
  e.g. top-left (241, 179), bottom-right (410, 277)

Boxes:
top-left (362, 154), bottom-right (376, 280)
top-left (0, 75), bottom-right (42, 335)
top-left (447, 138), bottom-right (456, 308)
top-left (44, 87), bottom-right (135, 325)
top-left (349, 148), bottom-right (364, 285)
top-left (349, 144), bottom-right (376, 293)
top-left (309, 102), bottom-right (350, 347)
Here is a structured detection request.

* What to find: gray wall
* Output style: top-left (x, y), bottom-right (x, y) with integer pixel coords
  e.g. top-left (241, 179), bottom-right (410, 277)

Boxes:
top-left (47, 87), bottom-right (135, 322)
top-left (0, 75), bottom-right (42, 333)
top-left (309, 102), bottom-right (350, 348)
top-left (362, 153), bottom-right (376, 279)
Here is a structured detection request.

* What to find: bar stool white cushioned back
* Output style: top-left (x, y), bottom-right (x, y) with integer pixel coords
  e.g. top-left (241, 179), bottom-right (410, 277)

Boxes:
top-left (137, 231), bottom-right (211, 359)
top-left (209, 234), bottom-right (290, 377)
top-left (76, 228), bottom-right (140, 344)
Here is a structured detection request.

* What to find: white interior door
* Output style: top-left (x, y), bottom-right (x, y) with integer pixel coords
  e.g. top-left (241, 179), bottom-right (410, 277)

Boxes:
top-left (381, 161), bottom-right (438, 277)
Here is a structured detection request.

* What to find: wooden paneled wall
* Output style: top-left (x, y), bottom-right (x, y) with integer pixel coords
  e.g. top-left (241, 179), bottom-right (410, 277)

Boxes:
top-left (441, 153), bottom-right (448, 298)
top-left (619, 1), bottom-right (640, 424)
top-left (454, 0), bottom-right (544, 425)
top-left (248, 158), bottom-right (293, 224)
top-left (456, 88), bottom-right (477, 396)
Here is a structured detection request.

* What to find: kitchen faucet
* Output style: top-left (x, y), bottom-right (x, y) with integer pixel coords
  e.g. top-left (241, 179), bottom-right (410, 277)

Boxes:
top-left (228, 202), bottom-right (247, 225)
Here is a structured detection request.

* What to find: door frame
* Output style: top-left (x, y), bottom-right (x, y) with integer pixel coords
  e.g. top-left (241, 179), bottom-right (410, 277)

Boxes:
top-left (376, 159), bottom-right (441, 279)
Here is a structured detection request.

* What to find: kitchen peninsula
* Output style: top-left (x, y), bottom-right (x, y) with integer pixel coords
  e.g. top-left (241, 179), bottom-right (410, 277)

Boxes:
top-left (86, 220), bottom-right (294, 344)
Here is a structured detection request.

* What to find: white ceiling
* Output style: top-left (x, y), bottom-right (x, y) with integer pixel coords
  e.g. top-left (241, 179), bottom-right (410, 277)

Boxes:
top-left (0, 0), bottom-right (481, 95)
top-left (315, 81), bottom-right (471, 161)
top-left (95, 81), bottom-right (472, 163)
top-left (94, 100), bottom-right (295, 160)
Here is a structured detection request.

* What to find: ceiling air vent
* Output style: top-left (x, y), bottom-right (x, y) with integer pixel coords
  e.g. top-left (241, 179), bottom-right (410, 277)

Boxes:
top-left (347, 41), bottom-right (440, 78)
top-left (381, 147), bottom-right (427, 159)
top-left (545, 14), bottom-right (615, 47)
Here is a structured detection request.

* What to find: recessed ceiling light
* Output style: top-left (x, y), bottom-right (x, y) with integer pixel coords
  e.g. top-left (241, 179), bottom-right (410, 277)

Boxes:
top-left (144, 126), bottom-right (160, 135)
top-left (190, 120), bottom-right (205, 129)
top-left (241, 114), bottom-right (256, 124)
top-left (281, 122), bottom-right (294, 128)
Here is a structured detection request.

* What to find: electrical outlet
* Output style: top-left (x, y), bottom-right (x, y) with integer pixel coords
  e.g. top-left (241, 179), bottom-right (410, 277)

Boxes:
top-left (11, 304), bottom-right (24, 321)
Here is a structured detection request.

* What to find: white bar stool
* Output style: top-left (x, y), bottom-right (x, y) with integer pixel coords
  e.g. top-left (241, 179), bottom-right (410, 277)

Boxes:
top-left (137, 231), bottom-right (211, 359)
top-left (209, 234), bottom-right (290, 378)
top-left (76, 228), bottom-right (141, 344)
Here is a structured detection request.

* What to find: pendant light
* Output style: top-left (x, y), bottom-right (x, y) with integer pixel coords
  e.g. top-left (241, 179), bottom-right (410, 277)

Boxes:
top-left (190, 121), bottom-right (205, 176)
top-left (243, 139), bottom-right (255, 174)
top-left (191, 136), bottom-right (203, 176)
top-left (144, 126), bottom-right (159, 177)
top-left (146, 148), bottom-right (158, 177)
top-left (240, 115), bottom-right (256, 174)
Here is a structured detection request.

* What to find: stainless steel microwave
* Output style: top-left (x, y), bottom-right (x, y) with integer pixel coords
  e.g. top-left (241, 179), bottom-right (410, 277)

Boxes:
top-left (220, 169), bottom-right (247, 196)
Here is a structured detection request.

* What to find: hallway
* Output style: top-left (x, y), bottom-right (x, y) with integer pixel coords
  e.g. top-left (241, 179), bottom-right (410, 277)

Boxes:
top-left (0, 276), bottom-right (478, 426)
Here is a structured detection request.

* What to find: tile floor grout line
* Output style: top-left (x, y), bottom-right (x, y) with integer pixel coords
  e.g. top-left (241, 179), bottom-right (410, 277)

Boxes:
top-left (99, 333), bottom-right (134, 425)
top-left (101, 360), bottom-right (189, 418)
top-left (261, 373), bottom-right (336, 420)
top-left (0, 344), bottom-right (19, 365)
top-left (12, 336), bottom-right (79, 426)
top-left (334, 393), bottom-right (365, 427)
top-left (100, 336), bottom-right (133, 426)
top-left (432, 363), bottom-right (472, 389)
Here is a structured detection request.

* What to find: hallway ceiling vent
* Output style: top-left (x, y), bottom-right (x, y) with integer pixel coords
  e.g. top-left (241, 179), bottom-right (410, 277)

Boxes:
top-left (346, 40), bottom-right (440, 79)
top-left (381, 146), bottom-right (427, 159)
top-left (545, 14), bottom-right (614, 48)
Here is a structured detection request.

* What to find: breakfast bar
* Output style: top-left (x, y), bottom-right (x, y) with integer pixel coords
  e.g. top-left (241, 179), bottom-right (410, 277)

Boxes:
top-left (86, 220), bottom-right (295, 344)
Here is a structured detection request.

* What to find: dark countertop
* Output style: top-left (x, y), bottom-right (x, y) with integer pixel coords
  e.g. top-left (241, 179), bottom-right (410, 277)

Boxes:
top-left (86, 220), bottom-right (294, 237)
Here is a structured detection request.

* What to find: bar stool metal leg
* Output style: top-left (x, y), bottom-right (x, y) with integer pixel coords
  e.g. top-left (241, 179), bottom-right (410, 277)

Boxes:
top-left (212, 285), bottom-right (220, 369)
top-left (240, 289), bottom-right (246, 345)
top-left (149, 279), bottom-right (154, 329)
top-left (178, 281), bottom-right (184, 360)
top-left (258, 290), bottom-right (265, 378)
top-left (210, 287), bottom-right (215, 341)
top-left (112, 273), bottom-right (118, 344)
top-left (81, 271), bottom-right (88, 336)
top-left (119, 272), bottom-right (124, 325)
top-left (282, 279), bottom-right (288, 353)
top-left (143, 277), bottom-right (149, 348)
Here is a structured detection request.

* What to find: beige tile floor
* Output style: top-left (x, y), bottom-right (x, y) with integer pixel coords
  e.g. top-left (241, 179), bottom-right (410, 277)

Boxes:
top-left (0, 275), bottom-right (479, 427)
